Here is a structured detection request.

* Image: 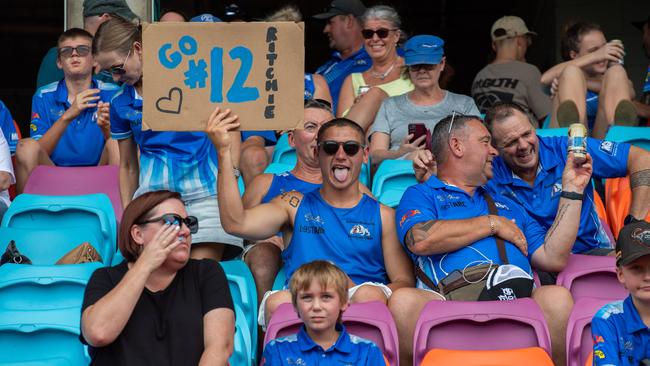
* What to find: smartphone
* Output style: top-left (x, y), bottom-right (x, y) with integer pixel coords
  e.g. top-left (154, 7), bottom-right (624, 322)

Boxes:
top-left (408, 123), bottom-right (427, 144)
top-left (358, 85), bottom-right (370, 95)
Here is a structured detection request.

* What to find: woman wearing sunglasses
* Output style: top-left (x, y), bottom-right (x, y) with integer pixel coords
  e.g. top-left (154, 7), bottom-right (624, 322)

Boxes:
top-left (369, 35), bottom-right (480, 170)
top-left (81, 190), bottom-right (234, 365)
top-left (336, 5), bottom-right (414, 131)
top-left (91, 17), bottom-right (243, 262)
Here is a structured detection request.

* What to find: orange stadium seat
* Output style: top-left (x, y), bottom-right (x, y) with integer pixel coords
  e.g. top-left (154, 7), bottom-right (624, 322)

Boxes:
top-left (420, 347), bottom-right (554, 366)
top-left (605, 176), bottom-right (650, 238)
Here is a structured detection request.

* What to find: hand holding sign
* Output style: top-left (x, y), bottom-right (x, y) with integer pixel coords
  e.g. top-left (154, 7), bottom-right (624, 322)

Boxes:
top-left (143, 22), bottom-right (304, 131)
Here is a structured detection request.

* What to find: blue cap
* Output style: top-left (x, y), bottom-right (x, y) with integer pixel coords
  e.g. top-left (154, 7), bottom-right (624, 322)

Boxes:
top-left (190, 13), bottom-right (222, 22)
top-left (404, 35), bottom-right (445, 65)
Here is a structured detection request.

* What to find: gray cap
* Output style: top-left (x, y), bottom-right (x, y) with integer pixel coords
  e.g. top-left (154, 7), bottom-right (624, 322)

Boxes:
top-left (83, 0), bottom-right (138, 22)
top-left (313, 0), bottom-right (366, 19)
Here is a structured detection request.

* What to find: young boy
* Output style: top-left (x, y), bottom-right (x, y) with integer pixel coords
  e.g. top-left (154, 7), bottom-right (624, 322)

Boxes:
top-left (592, 220), bottom-right (650, 365)
top-left (261, 260), bottom-right (385, 365)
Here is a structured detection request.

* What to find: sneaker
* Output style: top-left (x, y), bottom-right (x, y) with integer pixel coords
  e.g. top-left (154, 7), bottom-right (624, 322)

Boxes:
top-left (556, 100), bottom-right (581, 128)
top-left (613, 100), bottom-right (638, 126)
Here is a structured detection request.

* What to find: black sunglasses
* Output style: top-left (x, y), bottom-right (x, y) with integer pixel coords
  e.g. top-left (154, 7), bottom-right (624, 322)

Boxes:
top-left (409, 64), bottom-right (436, 72)
top-left (138, 213), bottom-right (199, 234)
top-left (58, 45), bottom-right (91, 58)
top-left (318, 140), bottom-right (364, 156)
top-left (361, 28), bottom-right (396, 39)
top-left (108, 47), bottom-right (132, 76)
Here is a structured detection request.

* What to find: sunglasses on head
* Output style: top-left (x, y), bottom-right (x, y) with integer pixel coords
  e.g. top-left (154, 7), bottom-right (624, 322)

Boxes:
top-left (58, 45), bottom-right (91, 58)
top-left (361, 28), bottom-right (396, 39)
top-left (318, 140), bottom-right (364, 156)
top-left (138, 213), bottom-right (199, 234)
top-left (409, 64), bottom-right (436, 72)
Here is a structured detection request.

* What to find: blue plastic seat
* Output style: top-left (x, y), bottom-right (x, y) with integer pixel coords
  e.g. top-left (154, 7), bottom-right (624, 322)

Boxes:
top-left (605, 126), bottom-right (650, 151)
top-left (0, 308), bottom-right (91, 365)
top-left (271, 133), bottom-right (296, 166)
top-left (272, 267), bottom-right (287, 291)
top-left (230, 306), bottom-right (253, 366)
top-left (220, 260), bottom-right (258, 362)
top-left (535, 128), bottom-right (568, 138)
top-left (371, 160), bottom-right (418, 208)
top-left (1, 194), bottom-right (117, 264)
top-left (264, 163), bottom-right (295, 175)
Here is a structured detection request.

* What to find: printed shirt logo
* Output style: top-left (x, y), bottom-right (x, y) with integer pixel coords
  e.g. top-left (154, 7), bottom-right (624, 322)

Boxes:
top-left (399, 209), bottom-right (421, 227)
top-left (594, 350), bottom-right (605, 359)
top-left (304, 213), bottom-right (325, 225)
top-left (599, 140), bottom-right (616, 156)
top-left (349, 224), bottom-right (371, 239)
top-left (631, 228), bottom-right (650, 247)
top-left (30, 112), bottom-right (40, 120)
top-left (497, 287), bottom-right (516, 301)
top-left (551, 182), bottom-right (562, 197)
top-left (593, 336), bottom-right (605, 344)
top-left (30, 123), bottom-right (37, 132)
top-left (494, 201), bottom-right (510, 210)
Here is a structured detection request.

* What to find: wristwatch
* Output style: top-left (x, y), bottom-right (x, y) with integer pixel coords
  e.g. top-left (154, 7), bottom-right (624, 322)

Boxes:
top-left (560, 191), bottom-right (584, 201)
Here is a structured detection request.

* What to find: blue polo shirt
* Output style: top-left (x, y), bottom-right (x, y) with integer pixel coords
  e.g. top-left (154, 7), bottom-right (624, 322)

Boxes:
top-left (110, 84), bottom-right (219, 201)
top-left (262, 324), bottom-right (385, 366)
top-left (592, 296), bottom-right (650, 365)
top-left (316, 47), bottom-right (371, 113)
top-left (30, 79), bottom-right (119, 166)
top-left (489, 136), bottom-right (630, 254)
top-left (396, 176), bottom-right (545, 288)
top-left (0, 100), bottom-right (18, 154)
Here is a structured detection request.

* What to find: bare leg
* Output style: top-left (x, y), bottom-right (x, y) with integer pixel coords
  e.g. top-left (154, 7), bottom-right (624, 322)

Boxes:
top-left (345, 87), bottom-right (389, 132)
top-left (240, 136), bottom-right (271, 186)
top-left (264, 289), bottom-right (293, 326)
top-left (552, 65), bottom-right (587, 128)
top-left (388, 287), bottom-right (444, 366)
top-left (244, 242), bottom-right (282, 306)
top-left (190, 243), bottom-right (225, 261)
top-left (531, 285), bottom-right (573, 366)
top-left (14, 138), bottom-right (54, 193)
top-left (349, 284), bottom-right (389, 304)
top-left (593, 64), bottom-right (635, 139)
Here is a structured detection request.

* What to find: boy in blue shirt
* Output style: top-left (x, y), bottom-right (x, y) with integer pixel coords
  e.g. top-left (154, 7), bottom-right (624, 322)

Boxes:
top-left (15, 28), bottom-right (119, 193)
top-left (592, 220), bottom-right (650, 365)
top-left (262, 260), bottom-right (385, 365)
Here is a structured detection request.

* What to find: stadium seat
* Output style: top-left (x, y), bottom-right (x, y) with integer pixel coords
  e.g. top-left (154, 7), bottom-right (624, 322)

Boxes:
top-left (556, 254), bottom-right (626, 301)
top-left (263, 302), bottom-right (302, 346)
top-left (535, 127), bottom-right (568, 138)
top-left (566, 297), bottom-right (612, 366)
top-left (230, 306), bottom-right (253, 366)
top-left (584, 352), bottom-right (593, 366)
top-left (272, 267), bottom-right (286, 291)
top-left (0, 308), bottom-right (90, 365)
top-left (264, 163), bottom-right (295, 175)
top-left (23, 165), bottom-right (123, 223)
top-left (220, 260), bottom-right (258, 360)
top-left (605, 176), bottom-right (650, 238)
top-left (371, 159), bottom-right (417, 208)
top-left (0, 226), bottom-right (103, 265)
top-left (605, 126), bottom-right (650, 151)
top-left (412, 298), bottom-right (552, 366)
top-left (1, 194), bottom-right (117, 265)
top-left (0, 262), bottom-right (102, 312)
top-left (420, 347), bottom-right (554, 366)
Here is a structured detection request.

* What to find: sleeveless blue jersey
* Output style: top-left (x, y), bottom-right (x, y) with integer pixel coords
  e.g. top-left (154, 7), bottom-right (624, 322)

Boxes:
top-left (261, 171), bottom-right (321, 204)
top-left (283, 191), bottom-right (386, 286)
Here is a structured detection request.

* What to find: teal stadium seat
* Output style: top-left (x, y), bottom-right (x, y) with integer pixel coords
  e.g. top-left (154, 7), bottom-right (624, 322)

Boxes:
top-left (220, 260), bottom-right (258, 364)
top-left (535, 127), bottom-right (569, 138)
top-left (230, 306), bottom-right (253, 366)
top-left (272, 267), bottom-right (286, 291)
top-left (1, 194), bottom-right (117, 265)
top-left (371, 159), bottom-right (418, 208)
top-left (605, 126), bottom-right (650, 151)
top-left (264, 163), bottom-right (295, 175)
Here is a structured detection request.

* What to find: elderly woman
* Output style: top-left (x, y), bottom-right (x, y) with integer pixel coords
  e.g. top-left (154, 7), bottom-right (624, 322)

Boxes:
top-left (369, 35), bottom-right (479, 169)
top-left (337, 5), bottom-right (413, 130)
top-left (81, 190), bottom-right (234, 365)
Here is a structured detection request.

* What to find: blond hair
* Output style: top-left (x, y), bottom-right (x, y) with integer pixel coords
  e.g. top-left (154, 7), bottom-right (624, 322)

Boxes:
top-left (92, 16), bottom-right (141, 56)
top-left (290, 260), bottom-right (348, 309)
top-left (265, 4), bottom-right (302, 22)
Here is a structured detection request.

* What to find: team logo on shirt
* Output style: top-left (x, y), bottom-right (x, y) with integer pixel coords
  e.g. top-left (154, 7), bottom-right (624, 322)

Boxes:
top-left (284, 357), bottom-right (307, 365)
top-left (30, 123), bottom-right (37, 132)
top-left (550, 182), bottom-right (562, 197)
top-left (399, 209), bottom-right (421, 227)
top-left (599, 141), bottom-right (617, 156)
top-left (631, 228), bottom-right (650, 247)
top-left (304, 213), bottom-right (325, 225)
top-left (593, 336), bottom-right (604, 344)
top-left (30, 112), bottom-right (40, 121)
top-left (594, 350), bottom-right (605, 359)
top-left (494, 201), bottom-right (510, 211)
top-left (349, 224), bottom-right (371, 239)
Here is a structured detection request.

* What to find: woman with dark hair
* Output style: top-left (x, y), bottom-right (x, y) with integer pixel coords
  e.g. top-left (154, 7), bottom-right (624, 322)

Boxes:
top-left (81, 190), bottom-right (234, 365)
top-left (91, 17), bottom-right (243, 262)
top-left (541, 20), bottom-right (636, 138)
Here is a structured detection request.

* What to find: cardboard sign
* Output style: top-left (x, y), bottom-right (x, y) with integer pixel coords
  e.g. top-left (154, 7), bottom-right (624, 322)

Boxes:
top-left (142, 22), bottom-right (304, 131)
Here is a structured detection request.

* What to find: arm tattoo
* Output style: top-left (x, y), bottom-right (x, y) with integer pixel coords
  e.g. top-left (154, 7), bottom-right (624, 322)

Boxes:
top-left (545, 202), bottom-right (570, 241)
top-left (630, 169), bottom-right (650, 189)
top-left (405, 220), bottom-right (437, 248)
top-left (279, 192), bottom-right (301, 208)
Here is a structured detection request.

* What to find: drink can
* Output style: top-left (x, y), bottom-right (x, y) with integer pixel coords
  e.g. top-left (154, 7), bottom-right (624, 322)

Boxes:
top-left (568, 123), bottom-right (587, 163)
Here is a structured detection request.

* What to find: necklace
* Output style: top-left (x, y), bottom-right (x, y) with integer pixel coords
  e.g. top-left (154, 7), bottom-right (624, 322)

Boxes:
top-left (370, 60), bottom-right (396, 80)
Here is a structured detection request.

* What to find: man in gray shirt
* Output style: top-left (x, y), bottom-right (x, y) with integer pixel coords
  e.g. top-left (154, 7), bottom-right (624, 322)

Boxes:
top-left (472, 16), bottom-right (551, 124)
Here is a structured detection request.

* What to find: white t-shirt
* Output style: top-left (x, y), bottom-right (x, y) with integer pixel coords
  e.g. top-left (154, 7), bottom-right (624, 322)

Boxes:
top-left (0, 129), bottom-right (15, 208)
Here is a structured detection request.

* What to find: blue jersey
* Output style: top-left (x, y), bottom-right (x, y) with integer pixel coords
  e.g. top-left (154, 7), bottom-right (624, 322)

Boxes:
top-left (110, 84), bottom-right (219, 200)
top-left (304, 73), bottom-right (316, 100)
top-left (262, 172), bottom-right (321, 204)
top-left (396, 176), bottom-right (545, 288)
top-left (592, 296), bottom-right (650, 365)
top-left (262, 325), bottom-right (384, 366)
top-left (30, 79), bottom-right (119, 166)
top-left (284, 191), bottom-right (386, 286)
top-left (489, 136), bottom-right (630, 253)
top-left (316, 48), bottom-right (371, 114)
top-left (586, 90), bottom-right (599, 131)
top-left (0, 100), bottom-right (18, 154)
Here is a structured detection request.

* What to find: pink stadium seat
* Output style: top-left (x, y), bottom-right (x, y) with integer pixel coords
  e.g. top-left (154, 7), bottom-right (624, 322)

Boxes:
top-left (263, 302), bottom-right (399, 365)
top-left (23, 165), bottom-right (122, 222)
top-left (556, 254), bottom-right (626, 301)
top-left (566, 297), bottom-right (612, 366)
top-left (413, 298), bottom-right (552, 366)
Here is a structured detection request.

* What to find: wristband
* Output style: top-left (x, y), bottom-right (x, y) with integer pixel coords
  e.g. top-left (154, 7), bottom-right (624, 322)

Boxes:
top-left (488, 215), bottom-right (496, 236)
top-left (560, 191), bottom-right (584, 201)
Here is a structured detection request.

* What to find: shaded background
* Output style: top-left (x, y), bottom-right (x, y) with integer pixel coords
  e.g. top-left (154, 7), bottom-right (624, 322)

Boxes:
top-left (1, 0), bottom-right (649, 138)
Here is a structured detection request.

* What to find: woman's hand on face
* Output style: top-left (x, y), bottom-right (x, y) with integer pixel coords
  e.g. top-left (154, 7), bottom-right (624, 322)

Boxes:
top-left (137, 222), bottom-right (182, 273)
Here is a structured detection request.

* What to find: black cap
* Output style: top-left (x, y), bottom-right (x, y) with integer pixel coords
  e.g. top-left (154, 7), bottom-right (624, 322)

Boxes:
top-left (313, 0), bottom-right (366, 19)
top-left (631, 15), bottom-right (650, 31)
top-left (616, 220), bottom-right (650, 266)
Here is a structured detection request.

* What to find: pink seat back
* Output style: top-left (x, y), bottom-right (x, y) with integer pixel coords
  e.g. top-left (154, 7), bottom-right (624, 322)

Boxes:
top-left (23, 165), bottom-right (122, 223)
top-left (413, 298), bottom-right (552, 366)
top-left (566, 297), bottom-right (613, 366)
top-left (556, 254), bottom-right (626, 301)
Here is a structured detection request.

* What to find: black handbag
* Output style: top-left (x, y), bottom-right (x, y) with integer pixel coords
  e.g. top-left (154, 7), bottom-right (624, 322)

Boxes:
top-left (0, 240), bottom-right (32, 265)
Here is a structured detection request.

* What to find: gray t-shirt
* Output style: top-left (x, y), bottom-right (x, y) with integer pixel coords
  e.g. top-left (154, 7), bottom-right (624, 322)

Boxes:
top-left (471, 60), bottom-right (551, 121)
top-left (370, 91), bottom-right (480, 150)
